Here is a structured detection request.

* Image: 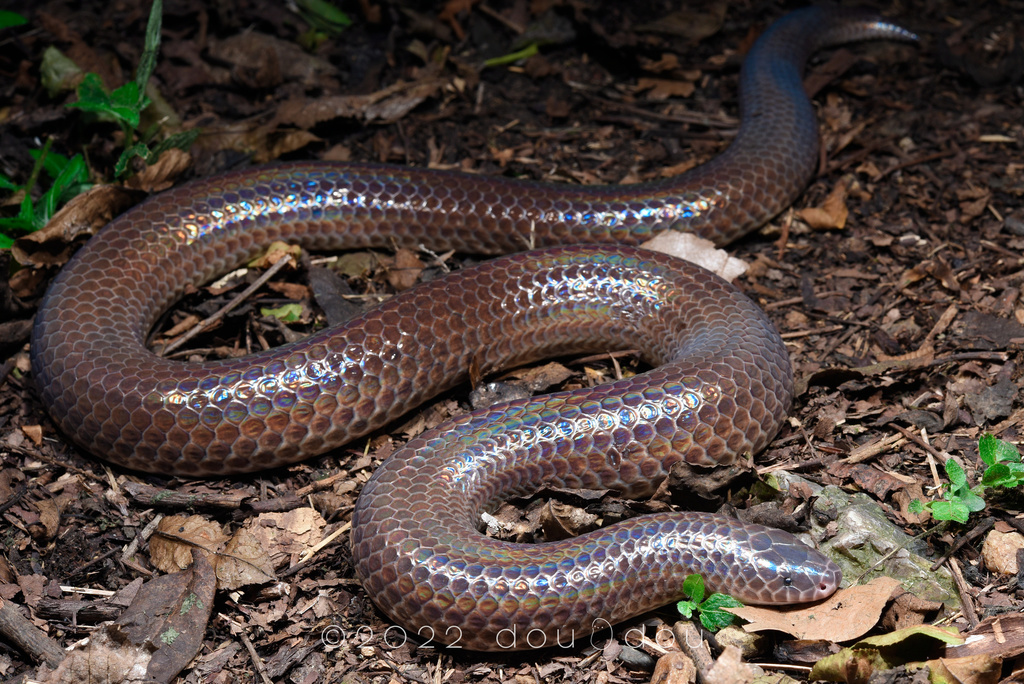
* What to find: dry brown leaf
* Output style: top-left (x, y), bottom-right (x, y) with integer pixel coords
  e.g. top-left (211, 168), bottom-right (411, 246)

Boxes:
top-left (41, 623), bottom-right (157, 684)
top-left (636, 77), bottom-right (695, 100)
top-left (248, 241), bottom-right (301, 269)
top-left (20, 424), bottom-right (43, 446)
top-left (916, 654), bottom-right (1001, 684)
top-left (117, 549), bottom-right (217, 683)
top-left (634, 2), bottom-right (726, 40)
top-left (274, 78), bottom-right (445, 129)
top-left (798, 179), bottom-right (850, 230)
top-left (216, 527), bottom-right (276, 590)
top-left (650, 651), bottom-right (697, 684)
top-left (642, 231), bottom-right (747, 281)
top-left (245, 508), bottom-right (327, 568)
top-left (10, 185), bottom-right (138, 267)
top-left (386, 248), bottom-right (425, 291)
top-left (33, 499), bottom-right (61, 540)
top-left (727, 576), bottom-right (902, 641)
top-left (150, 515), bottom-right (229, 573)
top-left (123, 148), bottom-right (193, 193)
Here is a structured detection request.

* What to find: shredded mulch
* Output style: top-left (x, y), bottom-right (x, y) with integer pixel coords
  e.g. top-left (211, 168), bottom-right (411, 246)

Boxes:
top-left (0, 0), bottom-right (1022, 681)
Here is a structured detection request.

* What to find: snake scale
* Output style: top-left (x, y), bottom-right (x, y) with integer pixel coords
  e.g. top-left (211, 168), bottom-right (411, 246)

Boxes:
top-left (30, 7), bottom-right (915, 650)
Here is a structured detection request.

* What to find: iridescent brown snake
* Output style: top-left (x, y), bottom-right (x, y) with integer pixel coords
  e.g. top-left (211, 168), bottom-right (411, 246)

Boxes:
top-left (30, 8), bottom-right (915, 650)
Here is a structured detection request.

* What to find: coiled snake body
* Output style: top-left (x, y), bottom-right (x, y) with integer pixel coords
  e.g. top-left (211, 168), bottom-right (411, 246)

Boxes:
top-left (30, 8), bottom-right (915, 650)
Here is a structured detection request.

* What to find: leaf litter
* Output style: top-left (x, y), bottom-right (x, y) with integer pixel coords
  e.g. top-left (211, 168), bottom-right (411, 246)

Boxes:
top-left (1, 0), bottom-right (1023, 682)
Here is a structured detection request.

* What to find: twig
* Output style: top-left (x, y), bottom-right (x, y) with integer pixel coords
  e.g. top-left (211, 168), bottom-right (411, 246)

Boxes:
top-left (930, 517), bottom-right (994, 572)
top-left (240, 631), bottom-right (274, 684)
top-left (672, 621), bottom-right (714, 684)
top-left (0, 597), bottom-right (66, 668)
top-left (158, 255), bottom-right (295, 356)
top-left (946, 556), bottom-right (980, 630)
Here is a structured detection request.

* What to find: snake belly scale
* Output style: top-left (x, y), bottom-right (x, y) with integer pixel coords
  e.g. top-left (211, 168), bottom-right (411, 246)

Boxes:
top-left (30, 8), bottom-right (915, 650)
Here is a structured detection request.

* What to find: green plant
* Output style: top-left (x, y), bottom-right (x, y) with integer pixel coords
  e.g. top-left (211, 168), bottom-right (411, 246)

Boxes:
top-left (0, 140), bottom-right (90, 248)
top-left (64, 0), bottom-right (197, 178)
top-left (909, 434), bottom-right (1024, 523)
top-left (0, 11), bottom-right (27, 29)
top-left (676, 574), bottom-right (743, 632)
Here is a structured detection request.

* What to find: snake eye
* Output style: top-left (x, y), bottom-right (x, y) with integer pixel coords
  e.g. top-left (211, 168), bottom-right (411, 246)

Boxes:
top-left (783, 576), bottom-right (793, 586)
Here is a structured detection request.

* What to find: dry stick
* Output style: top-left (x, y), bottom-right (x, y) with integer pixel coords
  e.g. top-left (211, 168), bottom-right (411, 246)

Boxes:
top-left (889, 424), bottom-right (952, 466)
top-left (0, 597), bottom-right (66, 668)
top-left (158, 255), bottom-right (295, 357)
top-left (843, 432), bottom-right (906, 464)
top-left (876, 149), bottom-right (958, 181)
top-left (946, 556), bottom-right (980, 631)
top-left (930, 517), bottom-right (995, 572)
top-left (673, 621), bottom-right (715, 684)
top-left (240, 631), bottom-right (274, 684)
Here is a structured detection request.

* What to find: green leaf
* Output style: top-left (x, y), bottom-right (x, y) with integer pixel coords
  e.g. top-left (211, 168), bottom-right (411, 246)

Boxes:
top-left (944, 459), bottom-right (968, 491)
top-left (981, 463), bottom-right (1012, 488)
top-left (675, 600), bottom-right (696, 619)
top-left (68, 72), bottom-right (110, 111)
top-left (149, 128), bottom-right (200, 159)
top-left (908, 499), bottom-right (925, 514)
top-left (960, 491), bottom-right (987, 513)
top-left (68, 74), bottom-right (147, 129)
top-left (107, 81), bottom-right (146, 128)
top-left (37, 154), bottom-right (88, 226)
top-left (0, 11), bottom-right (28, 29)
top-left (135, 0), bottom-right (163, 97)
top-left (682, 574), bottom-right (705, 604)
top-left (0, 234), bottom-right (14, 249)
top-left (484, 43), bottom-right (540, 68)
top-left (928, 500), bottom-right (970, 524)
top-left (697, 593), bottom-right (743, 632)
top-left (261, 303), bottom-right (304, 323)
top-left (294, 0), bottom-right (352, 36)
top-left (114, 142), bottom-right (153, 178)
top-left (29, 147), bottom-right (73, 182)
top-left (0, 174), bottom-right (19, 191)
top-left (993, 437), bottom-right (1022, 464)
top-left (1005, 462), bottom-right (1024, 477)
top-left (979, 433), bottom-right (997, 466)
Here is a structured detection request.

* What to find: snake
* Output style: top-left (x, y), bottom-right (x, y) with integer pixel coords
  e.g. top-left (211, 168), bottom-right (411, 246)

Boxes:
top-left (29, 7), bottom-right (915, 651)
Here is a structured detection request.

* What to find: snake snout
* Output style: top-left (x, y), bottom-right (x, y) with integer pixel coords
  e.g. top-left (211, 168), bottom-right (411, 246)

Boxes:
top-left (766, 540), bottom-right (842, 604)
top-left (724, 527), bottom-right (842, 605)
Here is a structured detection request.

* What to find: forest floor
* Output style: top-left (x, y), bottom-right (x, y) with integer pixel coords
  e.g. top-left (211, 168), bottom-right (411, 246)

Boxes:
top-left (1, 0), bottom-right (1023, 682)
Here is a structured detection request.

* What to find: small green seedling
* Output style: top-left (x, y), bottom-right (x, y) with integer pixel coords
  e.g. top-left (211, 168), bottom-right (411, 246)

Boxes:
top-left (66, 0), bottom-right (160, 177)
top-left (909, 434), bottom-right (1024, 524)
top-left (64, 0), bottom-right (197, 178)
top-left (0, 142), bottom-right (90, 248)
top-left (676, 574), bottom-right (743, 632)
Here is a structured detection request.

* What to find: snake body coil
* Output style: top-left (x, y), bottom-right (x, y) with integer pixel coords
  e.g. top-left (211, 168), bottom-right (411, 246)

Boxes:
top-left (30, 9), bottom-right (914, 650)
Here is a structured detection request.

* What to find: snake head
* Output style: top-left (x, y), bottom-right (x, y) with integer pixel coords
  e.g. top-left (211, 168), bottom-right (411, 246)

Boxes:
top-left (719, 524), bottom-right (842, 605)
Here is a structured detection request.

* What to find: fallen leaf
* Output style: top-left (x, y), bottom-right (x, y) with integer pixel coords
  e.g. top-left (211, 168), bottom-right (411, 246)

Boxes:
top-left (809, 624), bottom-right (964, 682)
top-left (10, 185), bottom-right (139, 267)
top-left (798, 178), bottom-right (850, 230)
top-left (150, 515), bottom-right (229, 573)
top-left (636, 77), bottom-right (696, 100)
top-left (123, 148), bottom-right (193, 193)
top-left (216, 527), bottom-right (276, 590)
top-left (245, 508), bottom-right (327, 569)
top-left (642, 231), bottom-right (747, 281)
top-left (117, 549), bottom-right (217, 683)
top-left (728, 576), bottom-right (902, 641)
top-left (385, 248), bottom-right (425, 291)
